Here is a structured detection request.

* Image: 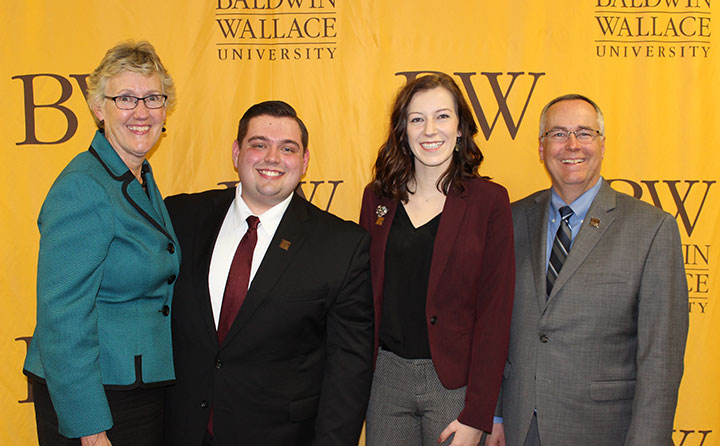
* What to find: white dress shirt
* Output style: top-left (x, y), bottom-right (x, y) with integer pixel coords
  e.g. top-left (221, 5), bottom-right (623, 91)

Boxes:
top-left (207, 184), bottom-right (293, 328)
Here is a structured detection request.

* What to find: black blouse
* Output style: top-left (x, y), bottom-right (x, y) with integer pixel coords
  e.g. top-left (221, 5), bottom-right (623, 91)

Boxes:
top-left (379, 204), bottom-right (441, 359)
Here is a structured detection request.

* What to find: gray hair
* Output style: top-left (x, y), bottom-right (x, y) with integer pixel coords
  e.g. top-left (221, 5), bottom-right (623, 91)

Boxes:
top-left (538, 94), bottom-right (605, 138)
top-left (86, 40), bottom-right (175, 127)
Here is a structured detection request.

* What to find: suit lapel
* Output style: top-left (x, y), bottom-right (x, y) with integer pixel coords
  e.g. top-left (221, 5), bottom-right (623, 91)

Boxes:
top-left (368, 196), bottom-right (397, 309)
top-left (144, 169), bottom-right (175, 240)
top-left (547, 182), bottom-right (617, 301)
top-left (88, 138), bottom-right (174, 241)
top-left (194, 190), bottom-right (236, 347)
top-left (134, 164), bottom-right (171, 228)
top-left (220, 194), bottom-right (311, 346)
top-left (126, 168), bottom-right (164, 224)
top-left (527, 191), bottom-right (551, 311)
top-left (427, 189), bottom-right (467, 304)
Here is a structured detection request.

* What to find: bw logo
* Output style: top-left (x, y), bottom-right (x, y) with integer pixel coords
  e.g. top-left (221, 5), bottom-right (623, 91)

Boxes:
top-left (12, 73), bottom-right (90, 145)
top-left (396, 70), bottom-right (546, 140)
top-left (606, 179), bottom-right (715, 238)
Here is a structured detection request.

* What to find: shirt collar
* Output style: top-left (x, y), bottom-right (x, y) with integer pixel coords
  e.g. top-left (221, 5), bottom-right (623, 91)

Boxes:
top-left (232, 183), bottom-right (293, 236)
top-left (550, 177), bottom-right (603, 226)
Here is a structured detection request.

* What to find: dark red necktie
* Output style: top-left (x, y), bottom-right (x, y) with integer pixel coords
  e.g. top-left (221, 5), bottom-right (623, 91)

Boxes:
top-left (217, 215), bottom-right (260, 345)
top-left (209, 216), bottom-right (260, 437)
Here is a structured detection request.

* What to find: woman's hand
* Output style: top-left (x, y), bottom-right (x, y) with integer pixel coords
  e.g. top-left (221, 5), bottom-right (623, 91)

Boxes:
top-left (80, 431), bottom-right (111, 446)
top-left (438, 419), bottom-right (484, 445)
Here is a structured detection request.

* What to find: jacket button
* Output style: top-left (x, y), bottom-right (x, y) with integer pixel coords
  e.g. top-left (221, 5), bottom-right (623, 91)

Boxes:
top-left (160, 305), bottom-right (170, 316)
top-left (167, 243), bottom-right (175, 254)
top-left (539, 334), bottom-right (549, 343)
top-left (200, 400), bottom-right (208, 409)
top-left (429, 315), bottom-right (438, 325)
top-left (215, 359), bottom-right (223, 369)
top-left (167, 274), bottom-right (176, 284)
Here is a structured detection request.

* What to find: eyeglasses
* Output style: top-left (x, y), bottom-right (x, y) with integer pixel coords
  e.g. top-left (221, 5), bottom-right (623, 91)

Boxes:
top-left (542, 128), bottom-right (602, 142)
top-left (105, 94), bottom-right (167, 110)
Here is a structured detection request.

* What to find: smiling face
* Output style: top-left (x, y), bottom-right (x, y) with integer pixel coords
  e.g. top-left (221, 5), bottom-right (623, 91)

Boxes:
top-left (405, 86), bottom-right (460, 175)
top-left (539, 99), bottom-right (605, 204)
top-left (93, 71), bottom-right (166, 175)
top-left (233, 115), bottom-right (309, 214)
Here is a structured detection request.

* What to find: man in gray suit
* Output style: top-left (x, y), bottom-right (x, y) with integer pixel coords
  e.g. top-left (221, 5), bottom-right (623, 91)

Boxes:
top-left (488, 94), bottom-right (688, 446)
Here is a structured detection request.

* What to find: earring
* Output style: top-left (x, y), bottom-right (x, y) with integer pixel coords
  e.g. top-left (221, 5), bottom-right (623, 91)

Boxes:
top-left (454, 136), bottom-right (461, 152)
top-left (162, 123), bottom-right (166, 133)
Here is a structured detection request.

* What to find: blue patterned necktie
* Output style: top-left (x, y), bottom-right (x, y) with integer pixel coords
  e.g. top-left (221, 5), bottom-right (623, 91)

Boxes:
top-left (546, 206), bottom-right (574, 297)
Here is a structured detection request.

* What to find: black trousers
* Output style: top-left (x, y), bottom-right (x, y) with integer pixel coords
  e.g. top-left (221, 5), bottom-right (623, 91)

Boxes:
top-left (32, 380), bottom-right (165, 446)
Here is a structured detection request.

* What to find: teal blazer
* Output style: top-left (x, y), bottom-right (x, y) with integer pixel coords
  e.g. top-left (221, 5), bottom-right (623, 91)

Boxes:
top-left (23, 131), bottom-right (181, 438)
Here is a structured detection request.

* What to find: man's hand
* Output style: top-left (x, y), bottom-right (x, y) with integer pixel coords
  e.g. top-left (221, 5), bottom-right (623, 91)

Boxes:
top-left (484, 422), bottom-right (506, 446)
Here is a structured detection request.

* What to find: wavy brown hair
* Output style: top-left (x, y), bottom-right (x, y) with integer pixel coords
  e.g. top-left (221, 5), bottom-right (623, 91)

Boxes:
top-left (370, 73), bottom-right (484, 202)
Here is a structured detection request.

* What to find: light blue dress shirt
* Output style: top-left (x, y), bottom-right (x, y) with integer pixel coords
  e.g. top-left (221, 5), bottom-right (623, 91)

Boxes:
top-left (545, 178), bottom-right (604, 268)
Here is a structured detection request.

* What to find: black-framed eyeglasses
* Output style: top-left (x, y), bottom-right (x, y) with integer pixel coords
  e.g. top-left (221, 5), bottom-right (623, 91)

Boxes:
top-left (105, 94), bottom-right (167, 110)
top-left (542, 128), bottom-right (602, 142)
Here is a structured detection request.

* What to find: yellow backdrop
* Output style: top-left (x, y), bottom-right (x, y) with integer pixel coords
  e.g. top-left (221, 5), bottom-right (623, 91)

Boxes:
top-left (2, 1), bottom-right (717, 445)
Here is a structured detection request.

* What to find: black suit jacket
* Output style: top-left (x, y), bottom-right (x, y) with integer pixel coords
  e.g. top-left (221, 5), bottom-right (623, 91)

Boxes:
top-left (164, 189), bottom-right (374, 446)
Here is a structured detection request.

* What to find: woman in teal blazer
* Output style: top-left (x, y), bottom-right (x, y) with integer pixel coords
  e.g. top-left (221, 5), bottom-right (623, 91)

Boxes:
top-left (23, 41), bottom-right (180, 446)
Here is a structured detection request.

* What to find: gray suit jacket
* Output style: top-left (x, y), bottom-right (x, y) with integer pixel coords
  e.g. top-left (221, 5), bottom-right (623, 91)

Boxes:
top-left (499, 181), bottom-right (688, 446)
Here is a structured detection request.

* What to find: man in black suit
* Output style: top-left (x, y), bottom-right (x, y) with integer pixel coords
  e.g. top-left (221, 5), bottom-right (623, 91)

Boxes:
top-left (164, 101), bottom-right (374, 446)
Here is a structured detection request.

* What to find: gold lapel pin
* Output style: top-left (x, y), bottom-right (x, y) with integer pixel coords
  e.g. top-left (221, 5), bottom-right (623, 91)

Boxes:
top-left (589, 217), bottom-right (600, 228)
top-left (279, 239), bottom-right (291, 251)
top-left (375, 205), bottom-right (388, 225)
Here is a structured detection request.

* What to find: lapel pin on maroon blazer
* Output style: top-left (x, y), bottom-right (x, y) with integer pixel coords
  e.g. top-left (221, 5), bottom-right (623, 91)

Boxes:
top-left (375, 205), bottom-right (388, 225)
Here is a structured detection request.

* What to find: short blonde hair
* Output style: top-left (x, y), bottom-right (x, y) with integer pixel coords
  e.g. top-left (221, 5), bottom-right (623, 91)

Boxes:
top-left (86, 40), bottom-right (175, 127)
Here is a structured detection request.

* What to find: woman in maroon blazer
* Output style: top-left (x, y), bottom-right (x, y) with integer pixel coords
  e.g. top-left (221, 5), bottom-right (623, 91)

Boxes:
top-left (360, 73), bottom-right (515, 446)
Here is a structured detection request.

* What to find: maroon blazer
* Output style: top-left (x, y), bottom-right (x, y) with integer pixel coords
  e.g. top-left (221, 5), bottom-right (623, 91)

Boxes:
top-left (359, 177), bottom-right (515, 432)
